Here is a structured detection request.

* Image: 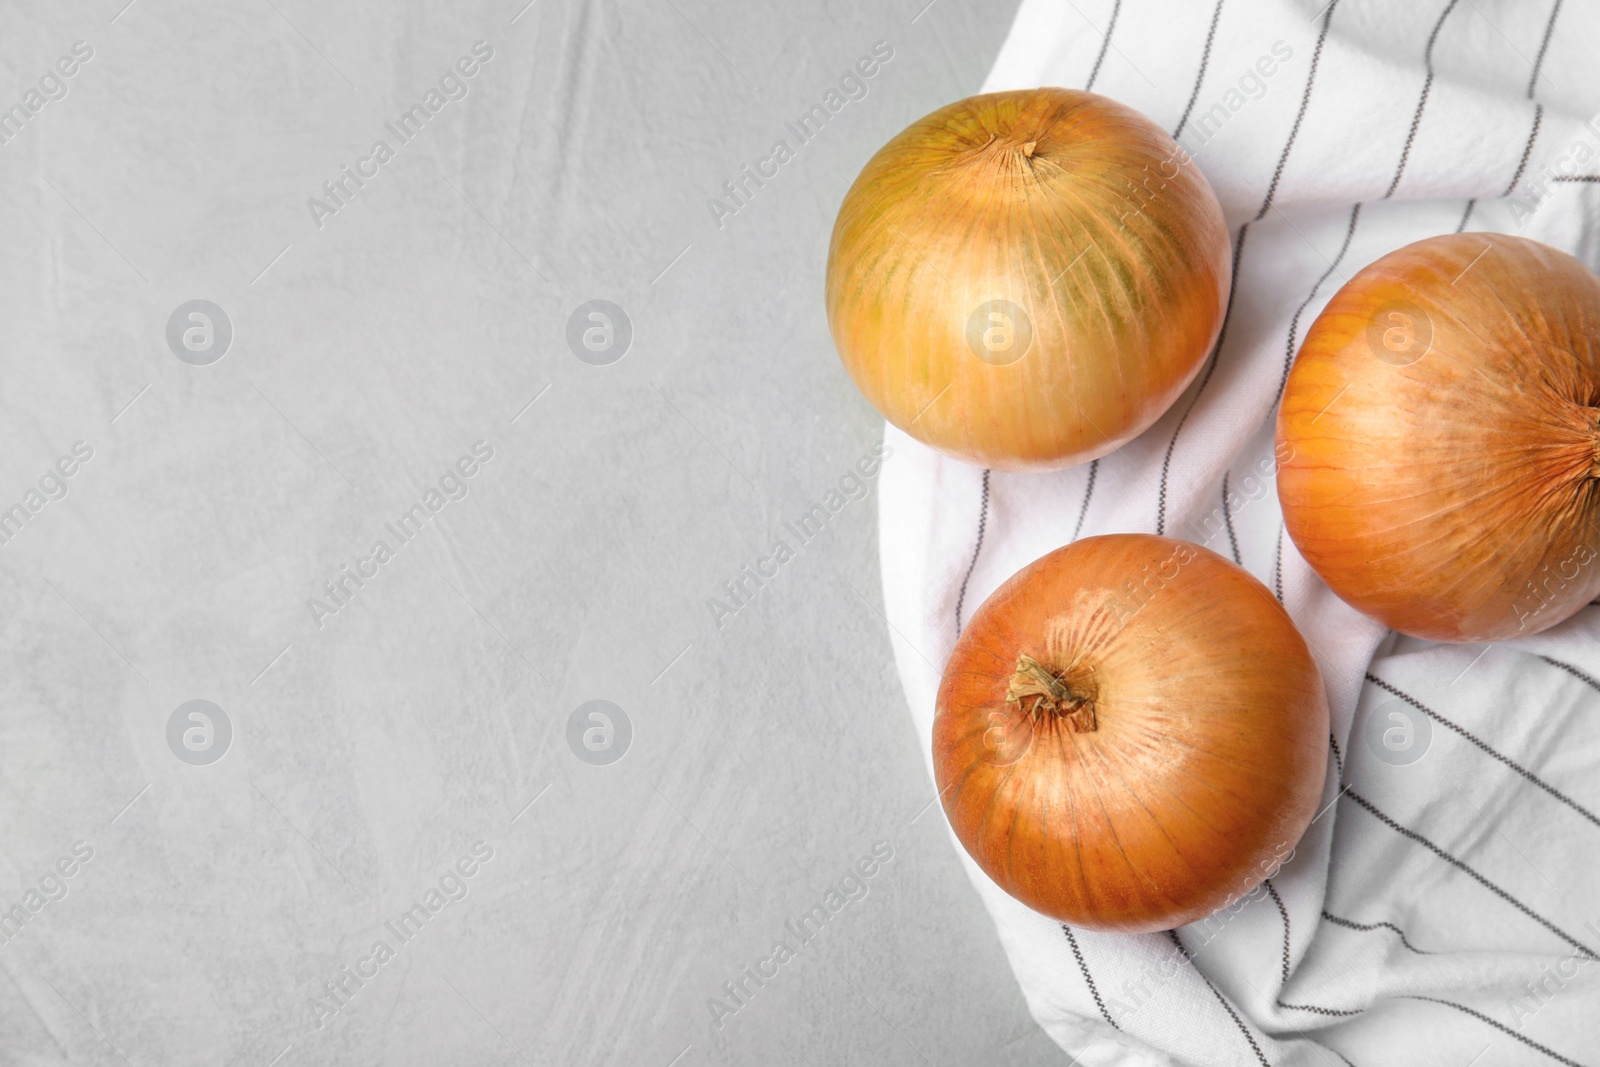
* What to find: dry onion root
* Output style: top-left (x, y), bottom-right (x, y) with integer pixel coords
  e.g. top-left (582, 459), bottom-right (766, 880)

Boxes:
top-left (1277, 233), bottom-right (1600, 642)
top-left (826, 88), bottom-right (1231, 472)
top-left (934, 535), bottom-right (1329, 933)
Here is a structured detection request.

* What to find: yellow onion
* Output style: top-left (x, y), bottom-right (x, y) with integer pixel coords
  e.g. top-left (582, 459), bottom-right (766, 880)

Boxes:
top-left (934, 535), bottom-right (1329, 932)
top-left (1278, 233), bottom-right (1600, 642)
top-left (826, 88), bottom-right (1231, 471)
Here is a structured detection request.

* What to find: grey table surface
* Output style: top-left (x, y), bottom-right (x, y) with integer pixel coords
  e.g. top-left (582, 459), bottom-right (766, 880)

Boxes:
top-left (0, 0), bottom-right (1067, 1064)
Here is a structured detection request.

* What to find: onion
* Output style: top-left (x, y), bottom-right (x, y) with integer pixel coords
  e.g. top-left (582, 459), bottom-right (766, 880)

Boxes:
top-left (1278, 233), bottom-right (1600, 642)
top-left (934, 535), bottom-right (1329, 932)
top-left (826, 89), bottom-right (1231, 472)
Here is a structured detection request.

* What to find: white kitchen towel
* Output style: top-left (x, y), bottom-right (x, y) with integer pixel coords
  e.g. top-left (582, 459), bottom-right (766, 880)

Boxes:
top-left (878, 1), bottom-right (1600, 1064)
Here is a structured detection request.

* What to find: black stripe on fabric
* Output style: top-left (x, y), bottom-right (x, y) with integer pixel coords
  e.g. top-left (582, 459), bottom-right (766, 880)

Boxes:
top-left (1255, 0), bottom-right (1342, 222)
top-left (1276, 201), bottom-right (1363, 405)
top-left (1072, 459), bottom-right (1099, 541)
top-left (1343, 788), bottom-right (1599, 960)
top-left (1154, 222), bottom-right (1251, 535)
top-left (1166, 931), bottom-right (1272, 1067)
top-left (1261, 881), bottom-right (1370, 1022)
top-left (1403, 995), bottom-right (1590, 1067)
top-left (1551, 175), bottom-right (1600, 183)
top-left (1265, 879), bottom-right (1292, 986)
top-left (1528, 0), bottom-right (1565, 99)
top-left (1329, 733), bottom-right (1345, 780)
top-left (1265, 882), bottom-right (1373, 1057)
top-left (1279, 1000), bottom-right (1363, 1018)
top-left (1504, 104), bottom-right (1545, 196)
top-left (1272, 524), bottom-right (1285, 602)
top-left (1462, 104), bottom-right (1542, 231)
top-left (953, 469), bottom-right (990, 635)
top-left (1172, 0), bottom-right (1226, 139)
top-left (1541, 655), bottom-right (1600, 695)
top-left (1157, 0), bottom-right (1344, 536)
top-left (1275, 2), bottom-right (1457, 553)
top-left (1280, 2), bottom-right (1455, 460)
top-left (1221, 472), bottom-right (1241, 564)
top-left (1085, 0), bottom-right (1122, 92)
top-left (1385, 0), bottom-right (1463, 199)
top-left (1061, 925), bottom-right (1120, 1030)
top-left (1320, 910), bottom-right (1433, 954)
top-left (1460, 0), bottom-right (1559, 230)
top-left (1364, 672), bottom-right (1600, 830)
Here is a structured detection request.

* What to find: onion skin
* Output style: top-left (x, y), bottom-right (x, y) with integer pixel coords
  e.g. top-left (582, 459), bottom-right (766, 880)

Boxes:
top-left (826, 89), bottom-right (1231, 472)
top-left (1277, 233), bottom-right (1600, 642)
top-left (934, 535), bottom-right (1329, 933)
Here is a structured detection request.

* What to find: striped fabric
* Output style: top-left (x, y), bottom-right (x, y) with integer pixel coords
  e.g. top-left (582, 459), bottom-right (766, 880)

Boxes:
top-left (878, 1), bottom-right (1600, 1063)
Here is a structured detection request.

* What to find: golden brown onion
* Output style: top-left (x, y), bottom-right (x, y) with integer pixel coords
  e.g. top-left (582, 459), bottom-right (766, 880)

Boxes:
top-left (826, 89), bottom-right (1231, 472)
top-left (934, 535), bottom-right (1329, 932)
top-left (1278, 233), bottom-right (1600, 642)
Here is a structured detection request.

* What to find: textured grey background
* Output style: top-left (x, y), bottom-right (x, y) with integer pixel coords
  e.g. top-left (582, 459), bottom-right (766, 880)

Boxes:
top-left (0, 0), bottom-right (1065, 1064)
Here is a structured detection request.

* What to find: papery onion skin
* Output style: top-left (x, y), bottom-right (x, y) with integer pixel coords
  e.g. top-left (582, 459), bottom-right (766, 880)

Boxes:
top-left (1277, 233), bottom-right (1600, 643)
top-left (826, 89), bottom-right (1231, 472)
top-left (934, 535), bottom-right (1329, 933)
